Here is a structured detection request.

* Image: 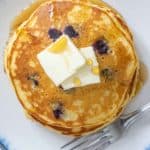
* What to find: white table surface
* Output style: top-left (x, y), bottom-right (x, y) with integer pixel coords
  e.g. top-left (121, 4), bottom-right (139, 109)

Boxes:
top-left (0, 0), bottom-right (150, 150)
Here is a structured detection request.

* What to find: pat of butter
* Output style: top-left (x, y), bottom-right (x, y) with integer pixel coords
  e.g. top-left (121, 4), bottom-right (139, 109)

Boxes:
top-left (37, 35), bottom-right (85, 86)
top-left (61, 47), bottom-right (100, 90)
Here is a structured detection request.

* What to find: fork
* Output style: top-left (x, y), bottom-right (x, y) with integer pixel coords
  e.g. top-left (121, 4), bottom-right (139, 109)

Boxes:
top-left (61, 103), bottom-right (150, 150)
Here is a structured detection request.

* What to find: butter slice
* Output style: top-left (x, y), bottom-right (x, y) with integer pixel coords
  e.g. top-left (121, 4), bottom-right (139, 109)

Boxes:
top-left (61, 47), bottom-right (100, 90)
top-left (37, 35), bottom-right (85, 86)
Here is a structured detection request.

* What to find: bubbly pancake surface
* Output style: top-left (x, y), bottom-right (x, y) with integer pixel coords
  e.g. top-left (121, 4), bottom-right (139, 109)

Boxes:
top-left (5, 0), bottom-right (139, 135)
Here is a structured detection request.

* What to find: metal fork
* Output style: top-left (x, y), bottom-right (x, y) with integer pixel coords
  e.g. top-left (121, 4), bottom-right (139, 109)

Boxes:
top-left (61, 103), bottom-right (150, 150)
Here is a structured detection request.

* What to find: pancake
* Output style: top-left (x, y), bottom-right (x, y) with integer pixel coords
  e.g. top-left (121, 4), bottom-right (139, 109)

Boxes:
top-left (4, 0), bottom-right (140, 136)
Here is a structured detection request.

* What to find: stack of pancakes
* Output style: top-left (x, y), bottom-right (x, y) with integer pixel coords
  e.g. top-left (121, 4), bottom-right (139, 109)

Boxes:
top-left (4, 0), bottom-right (140, 136)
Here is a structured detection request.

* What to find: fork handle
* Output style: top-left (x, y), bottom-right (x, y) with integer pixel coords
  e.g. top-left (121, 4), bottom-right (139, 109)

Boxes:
top-left (119, 103), bottom-right (150, 130)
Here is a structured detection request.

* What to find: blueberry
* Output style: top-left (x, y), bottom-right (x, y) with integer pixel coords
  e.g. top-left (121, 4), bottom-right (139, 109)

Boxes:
top-left (53, 108), bottom-right (63, 119)
top-left (64, 25), bottom-right (79, 38)
top-left (52, 102), bottom-right (64, 119)
top-left (32, 80), bottom-right (39, 86)
top-left (27, 73), bottom-right (39, 87)
top-left (59, 85), bottom-right (63, 90)
top-left (93, 39), bottom-right (109, 54)
top-left (48, 28), bottom-right (62, 41)
top-left (101, 68), bottom-right (113, 80)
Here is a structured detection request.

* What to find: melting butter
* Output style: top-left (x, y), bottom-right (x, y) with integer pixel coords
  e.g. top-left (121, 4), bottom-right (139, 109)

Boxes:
top-left (92, 66), bottom-right (99, 75)
top-left (48, 36), bottom-right (68, 53)
top-left (61, 47), bottom-right (101, 90)
top-left (86, 58), bottom-right (93, 66)
top-left (37, 35), bottom-right (85, 86)
top-left (73, 77), bottom-right (81, 86)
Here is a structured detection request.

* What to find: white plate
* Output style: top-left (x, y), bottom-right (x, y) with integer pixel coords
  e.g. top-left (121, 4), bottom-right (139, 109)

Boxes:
top-left (0, 0), bottom-right (150, 150)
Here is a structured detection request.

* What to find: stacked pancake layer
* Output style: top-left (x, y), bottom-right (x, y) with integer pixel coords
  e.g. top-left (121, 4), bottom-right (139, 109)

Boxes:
top-left (5, 0), bottom-right (139, 136)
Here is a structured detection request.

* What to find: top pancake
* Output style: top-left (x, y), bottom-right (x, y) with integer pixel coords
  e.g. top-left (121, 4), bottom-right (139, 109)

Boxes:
top-left (5, 0), bottom-right (139, 136)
